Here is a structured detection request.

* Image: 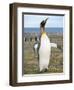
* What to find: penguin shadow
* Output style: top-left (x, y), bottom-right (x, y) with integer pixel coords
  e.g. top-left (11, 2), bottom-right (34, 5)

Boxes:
top-left (39, 69), bottom-right (48, 73)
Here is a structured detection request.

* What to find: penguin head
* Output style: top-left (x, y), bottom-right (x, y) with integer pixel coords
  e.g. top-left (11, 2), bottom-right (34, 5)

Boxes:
top-left (40, 18), bottom-right (48, 34)
top-left (40, 18), bottom-right (48, 28)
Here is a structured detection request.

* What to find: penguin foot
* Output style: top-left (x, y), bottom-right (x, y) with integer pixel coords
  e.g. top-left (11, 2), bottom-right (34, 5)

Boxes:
top-left (39, 68), bottom-right (48, 73)
top-left (44, 68), bottom-right (48, 72)
top-left (39, 70), bottom-right (44, 73)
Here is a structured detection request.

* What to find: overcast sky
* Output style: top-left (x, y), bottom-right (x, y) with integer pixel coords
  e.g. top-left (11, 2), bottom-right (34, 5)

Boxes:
top-left (24, 15), bottom-right (64, 28)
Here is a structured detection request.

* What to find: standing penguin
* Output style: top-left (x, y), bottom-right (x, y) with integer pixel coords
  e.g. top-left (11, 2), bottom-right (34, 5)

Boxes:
top-left (33, 18), bottom-right (58, 72)
top-left (39, 18), bottom-right (51, 72)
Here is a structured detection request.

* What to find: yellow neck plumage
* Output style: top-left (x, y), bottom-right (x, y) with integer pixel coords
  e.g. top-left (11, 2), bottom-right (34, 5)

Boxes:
top-left (41, 32), bottom-right (46, 37)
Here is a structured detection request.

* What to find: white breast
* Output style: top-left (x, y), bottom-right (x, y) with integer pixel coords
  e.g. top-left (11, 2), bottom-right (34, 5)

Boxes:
top-left (40, 34), bottom-right (51, 51)
top-left (34, 43), bottom-right (38, 51)
top-left (39, 34), bottom-right (51, 71)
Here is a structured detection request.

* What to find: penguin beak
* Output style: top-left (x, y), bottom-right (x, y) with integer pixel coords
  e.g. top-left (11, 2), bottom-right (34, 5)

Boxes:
top-left (40, 18), bottom-right (48, 27)
top-left (44, 18), bottom-right (48, 24)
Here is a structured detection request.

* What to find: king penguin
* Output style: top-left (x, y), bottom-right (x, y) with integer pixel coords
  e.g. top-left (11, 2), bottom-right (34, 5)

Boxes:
top-left (39, 18), bottom-right (51, 72)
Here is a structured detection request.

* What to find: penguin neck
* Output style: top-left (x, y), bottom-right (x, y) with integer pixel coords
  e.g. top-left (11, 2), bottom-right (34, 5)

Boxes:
top-left (40, 27), bottom-right (46, 35)
top-left (42, 31), bottom-right (46, 36)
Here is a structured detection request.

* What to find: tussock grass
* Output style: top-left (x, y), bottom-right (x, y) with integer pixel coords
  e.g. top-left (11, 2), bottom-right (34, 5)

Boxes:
top-left (24, 34), bottom-right (63, 74)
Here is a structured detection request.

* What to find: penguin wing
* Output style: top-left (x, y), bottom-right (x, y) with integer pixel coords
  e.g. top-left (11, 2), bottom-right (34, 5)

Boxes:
top-left (50, 43), bottom-right (57, 48)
